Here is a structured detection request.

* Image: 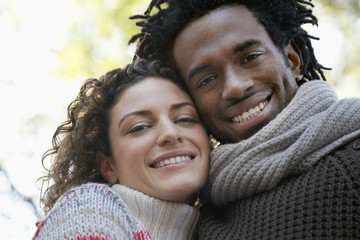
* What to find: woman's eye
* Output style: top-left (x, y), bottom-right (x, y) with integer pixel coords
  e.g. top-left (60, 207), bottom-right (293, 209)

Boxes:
top-left (127, 125), bottom-right (150, 134)
top-left (175, 117), bottom-right (198, 124)
top-left (197, 75), bottom-right (216, 88)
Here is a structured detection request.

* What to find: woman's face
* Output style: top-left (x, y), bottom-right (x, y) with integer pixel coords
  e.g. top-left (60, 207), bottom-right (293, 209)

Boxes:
top-left (103, 77), bottom-right (209, 204)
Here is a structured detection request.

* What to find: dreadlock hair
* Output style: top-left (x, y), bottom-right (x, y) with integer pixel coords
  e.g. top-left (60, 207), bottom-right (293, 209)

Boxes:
top-left (39, 59), bottom-right (185, 214)
top-left (129, 0), bottom-right (329, 81)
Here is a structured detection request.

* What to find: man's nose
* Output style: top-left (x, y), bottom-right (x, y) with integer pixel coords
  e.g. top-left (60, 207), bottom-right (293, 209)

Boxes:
top-left (156, 120), bottom-right (182, 146)
top-left (221, 66), bottom-right (254, 100)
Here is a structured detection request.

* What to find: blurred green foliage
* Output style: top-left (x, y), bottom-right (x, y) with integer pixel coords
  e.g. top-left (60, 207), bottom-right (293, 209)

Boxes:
top-left (318, 1), bottom-right (360, 72)
top-left (53, 0), bottom-right (148, 79)
top-left (54, 0), bottom-right (360, 96)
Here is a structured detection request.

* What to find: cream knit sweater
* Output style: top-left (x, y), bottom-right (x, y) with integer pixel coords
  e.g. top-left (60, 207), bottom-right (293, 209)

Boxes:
top-left (33, 183), bottom-right (199, 240)
top-left (112, 184), bottom-right (200, 240)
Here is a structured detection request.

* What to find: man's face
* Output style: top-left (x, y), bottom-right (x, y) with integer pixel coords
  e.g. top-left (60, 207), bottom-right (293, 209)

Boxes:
top-left (172, 4), bottom-right (302, 143)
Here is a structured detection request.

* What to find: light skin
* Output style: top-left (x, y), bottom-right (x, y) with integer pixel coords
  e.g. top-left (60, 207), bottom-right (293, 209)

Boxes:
top-left (98, 77), bottom-right (210, 204)
top-left (172, 4), bottom-right (303, 143)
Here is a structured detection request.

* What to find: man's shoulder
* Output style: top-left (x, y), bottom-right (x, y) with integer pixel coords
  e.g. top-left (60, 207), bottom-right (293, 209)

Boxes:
top-left (326, 137), bottom-right (360, 178)
top-left (329, 137), bottom-right (360, 160)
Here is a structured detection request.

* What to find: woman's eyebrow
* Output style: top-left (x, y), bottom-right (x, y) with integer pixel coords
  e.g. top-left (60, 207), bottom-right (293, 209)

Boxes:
top-left (118, 110), bottom-right (151, 129)
top-left (170, 102), bottom-right (195, 111)
top-left (117, 102), bottom-right (195, 128)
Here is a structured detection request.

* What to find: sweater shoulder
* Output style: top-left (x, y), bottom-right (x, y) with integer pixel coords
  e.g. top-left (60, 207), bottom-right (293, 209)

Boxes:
top-left (327, 137), bottom-right (360, 181)
top-left (33, 183), bottom-right (151, 240)
top-left (198, 138), bottom-right (360, 239)
top-left (57, 182), bottom-right (118, 204)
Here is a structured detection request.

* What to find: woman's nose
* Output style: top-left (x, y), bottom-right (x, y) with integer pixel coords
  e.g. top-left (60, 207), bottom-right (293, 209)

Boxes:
top-left (156, 120), bottom-right (182, 146)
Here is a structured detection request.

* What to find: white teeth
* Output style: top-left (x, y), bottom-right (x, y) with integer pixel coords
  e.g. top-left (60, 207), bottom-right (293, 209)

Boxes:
top-left (154, 156), bottom-right (192, 168)
top-left (259, 102), bottom-right (265, 110)
top-left (248, 108), bottom-right (256, 115)
top-left (232, 100), bottom-right (268, 123)
top-left (242, 111), bottom-right (249, 119)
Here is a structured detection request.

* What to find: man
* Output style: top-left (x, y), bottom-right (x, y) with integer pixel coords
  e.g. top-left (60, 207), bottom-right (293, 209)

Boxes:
top-left (130, 0), bottom-right (360, 239)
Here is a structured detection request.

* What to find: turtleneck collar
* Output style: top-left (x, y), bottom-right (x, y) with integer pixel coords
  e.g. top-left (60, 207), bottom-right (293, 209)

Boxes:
top-left (112, 184), bottom-right (200, 240)
top-left (204, 80), bottom-right (360, 206)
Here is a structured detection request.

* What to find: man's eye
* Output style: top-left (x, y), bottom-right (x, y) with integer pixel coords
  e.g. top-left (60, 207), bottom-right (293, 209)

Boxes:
top-left (127, 125), bottom-right (150, 134)
top-left (197, 75), bottom-right (216, 88)
top-left (242, 52), bottom-right (262, 64)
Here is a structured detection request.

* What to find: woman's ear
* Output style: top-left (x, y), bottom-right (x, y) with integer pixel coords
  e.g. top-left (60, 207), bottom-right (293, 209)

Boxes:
top-left (96, 152), bottom-right (119, 184)
top-left (286, 40), bottom-right (303, 82)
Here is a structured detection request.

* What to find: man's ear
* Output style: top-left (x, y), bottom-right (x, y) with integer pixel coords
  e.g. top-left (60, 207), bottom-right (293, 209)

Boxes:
top-left (286, 40), bottom-right (303, 82)
top-left (96, 152), bottom-right (118, 184)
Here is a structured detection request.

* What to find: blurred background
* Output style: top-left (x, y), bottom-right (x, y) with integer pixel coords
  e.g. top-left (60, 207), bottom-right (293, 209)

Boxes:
top-left (0, 0), bottom-right (359, 238)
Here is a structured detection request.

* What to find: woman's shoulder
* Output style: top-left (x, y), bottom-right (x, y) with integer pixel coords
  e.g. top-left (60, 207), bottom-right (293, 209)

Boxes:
top-left (57, 182), bottom-right (116, 203)
top-left (33, 182), bottom-right (151, 240)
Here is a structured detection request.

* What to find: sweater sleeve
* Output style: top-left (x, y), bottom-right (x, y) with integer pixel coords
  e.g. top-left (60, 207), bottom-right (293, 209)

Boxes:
top-left (32, 183), bottom-right (151, 240)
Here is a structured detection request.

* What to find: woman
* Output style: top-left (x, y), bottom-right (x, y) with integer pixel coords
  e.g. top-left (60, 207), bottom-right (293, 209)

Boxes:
top-left (33, 59), bottom-right (210, 240)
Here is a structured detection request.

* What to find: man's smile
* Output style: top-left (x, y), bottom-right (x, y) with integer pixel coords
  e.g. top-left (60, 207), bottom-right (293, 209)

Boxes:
top-left (230, 99), bottom-right (269, 123)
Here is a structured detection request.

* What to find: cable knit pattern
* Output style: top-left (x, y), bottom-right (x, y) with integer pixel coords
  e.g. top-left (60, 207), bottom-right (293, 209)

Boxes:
top-left (112, 184), bottom-right (200, 240)
top-left (204, 80), bottom-right (360, 206)
top-left (33, 183), bottom-right (151, 240)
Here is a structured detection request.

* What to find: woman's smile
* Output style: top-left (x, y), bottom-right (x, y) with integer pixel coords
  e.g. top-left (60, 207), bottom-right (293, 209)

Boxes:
top-left (105, 77), bottom-right (210, 203)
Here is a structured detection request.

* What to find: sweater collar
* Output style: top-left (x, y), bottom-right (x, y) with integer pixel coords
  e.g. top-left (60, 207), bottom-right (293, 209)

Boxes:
top-left (204, 80), bottom-right (360, 206)
top-left (112, 184), bottom-right (200, 240)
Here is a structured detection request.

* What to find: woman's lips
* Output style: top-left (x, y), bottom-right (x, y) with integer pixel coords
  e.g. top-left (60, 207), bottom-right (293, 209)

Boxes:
top-left (152, 155), bottom-right (193, 168)
top-left (150, 150), bottom-right (195, 168)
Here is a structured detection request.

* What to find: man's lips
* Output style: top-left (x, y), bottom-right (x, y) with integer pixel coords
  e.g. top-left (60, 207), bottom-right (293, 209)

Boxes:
top-left (150, 150), bottom-right (195, 169)
top-left (225, 95), bottom-right (271, 123)
top-left (231, 99), bottom-right (268, 123)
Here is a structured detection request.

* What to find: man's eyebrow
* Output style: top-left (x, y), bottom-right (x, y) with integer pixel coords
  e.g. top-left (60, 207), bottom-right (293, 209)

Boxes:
top-left (187, 40), bottom-right (262, 80)
top-left (233, 39), bottom-right (262, 54)
top-left (188, 63), bottom-right (211, 80)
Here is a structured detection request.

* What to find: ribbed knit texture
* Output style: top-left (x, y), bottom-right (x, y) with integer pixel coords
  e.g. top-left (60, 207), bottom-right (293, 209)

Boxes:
top-left (198, 80), bottom-right (360, 239)
top-left (198, 139), bottom-right (360, 239)
top-left (204, 80), bottom-right (360, 206)
top-left (112, 184), bottom-right (200, 240)
top-left (33, 183), bottom-right (151, 240)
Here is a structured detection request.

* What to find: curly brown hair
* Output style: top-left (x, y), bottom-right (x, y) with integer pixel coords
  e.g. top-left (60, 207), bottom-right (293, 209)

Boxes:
top-left (39, 59), bottom-right (185, 214)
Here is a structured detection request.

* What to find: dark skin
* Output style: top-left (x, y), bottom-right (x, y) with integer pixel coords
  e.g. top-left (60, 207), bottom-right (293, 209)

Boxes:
top-left (172, 4), bottom-right (303, 143)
